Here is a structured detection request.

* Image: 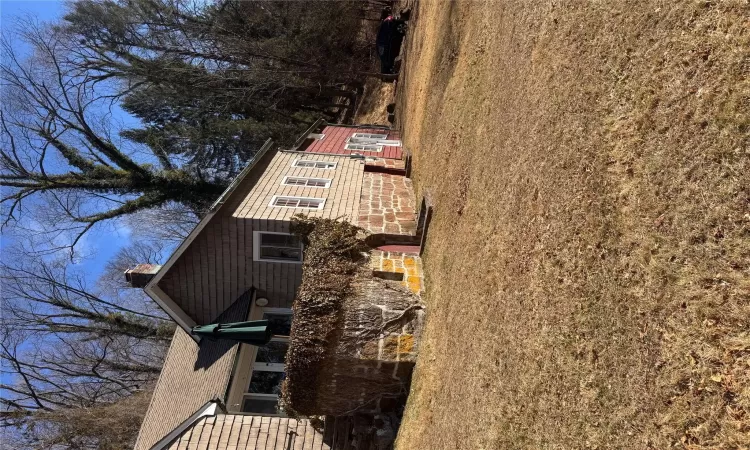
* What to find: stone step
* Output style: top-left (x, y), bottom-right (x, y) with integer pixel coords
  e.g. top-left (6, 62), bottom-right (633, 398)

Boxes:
top-left (375, 244), bottom-right (420, 254)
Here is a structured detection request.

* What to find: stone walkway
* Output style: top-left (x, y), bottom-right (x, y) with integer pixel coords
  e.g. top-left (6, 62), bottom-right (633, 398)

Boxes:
top-left (358, 173), bottom-right (418, 236)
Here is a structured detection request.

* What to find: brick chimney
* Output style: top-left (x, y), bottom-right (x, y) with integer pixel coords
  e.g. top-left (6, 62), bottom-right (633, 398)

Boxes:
top-left (124, 264), bottom-right (162, 288)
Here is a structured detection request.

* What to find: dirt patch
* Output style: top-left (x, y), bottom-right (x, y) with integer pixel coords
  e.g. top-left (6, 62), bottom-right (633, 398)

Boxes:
top-left (353, 77), bottom-right (396, 126)
top-left (390, 0), bottom-right (750, 449)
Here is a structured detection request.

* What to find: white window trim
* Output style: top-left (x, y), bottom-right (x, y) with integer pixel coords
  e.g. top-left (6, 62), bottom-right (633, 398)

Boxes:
top-left (246, 309), bottom-right (290, 407)
top-left (308, 133), bottom-right (326, 140)
top-left (352, 132), bottom-right (388, 139)
top-left (243, 393), bottom-right (280, 400)
top-left (292, 159), bottom-right (337, 170)
top-left (252, 231), bottom-right (304, 264)
top-left (347, 135), bottom-right (402, 147)
top-left (252, 362), bottom-right (285, 372)
top-left (227, 307), bottom-right (293, 414)
top-left (345, 142), bottom-right (383, 152)
top-left (281, 176), bottom-right (332, 188)
top-left (269, 195), bottom-right (326, 210)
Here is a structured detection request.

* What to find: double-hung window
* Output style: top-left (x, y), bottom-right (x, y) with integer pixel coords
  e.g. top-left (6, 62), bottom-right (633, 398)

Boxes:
top-left (292, 160), bottom-right (336, 170)
top-left (344, 142), bottom-right (382, 152)
top-left (352, 133), bottom-right (388, 140)
top-left (281, 176), bottom-right (331, 188)
top-left (346, 133), bottom-right (402, 151)
top-left (253, 231), bottom-right (303, 263)
top-left (269, 196), bottom-right (325, 210)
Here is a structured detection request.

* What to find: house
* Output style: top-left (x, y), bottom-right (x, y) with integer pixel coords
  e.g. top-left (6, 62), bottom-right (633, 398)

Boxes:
top-left (128, 122), bottom-right (431, 450)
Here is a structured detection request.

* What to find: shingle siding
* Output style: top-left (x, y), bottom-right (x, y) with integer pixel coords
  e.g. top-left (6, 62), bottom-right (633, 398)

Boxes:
top-left (234, 151), bottom-right (363, 221)
top-left (166, 415), bottom-right (329, 450)
top-left (134, 294), bottom-right (250, 450)
top-left (158, 150), bottom-right (364, 324)
top-left (304, 125), bottom-right (403, 159)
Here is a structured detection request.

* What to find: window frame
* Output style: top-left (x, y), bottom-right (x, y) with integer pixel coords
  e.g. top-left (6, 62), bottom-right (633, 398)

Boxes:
top-left (281, 176), bottom-right (332, 188)
top-left (345, 142), bottom-right (383, 152)
top-left (292, 159), bottom-right (337, 170)
top-left (227, 307), bottom-right (293, 417)
top-left (252, 231), bottom-right (304, 264)
top-left (269, 195), bottom-right (326, 210)
top-left (347, 134), bottom-right (402, 147)
top-left (352, 132), bottom-right (388, 139)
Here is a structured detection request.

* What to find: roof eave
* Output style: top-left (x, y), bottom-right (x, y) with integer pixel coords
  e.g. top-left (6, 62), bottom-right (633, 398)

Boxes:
top-left (144, 139), bottom-right (275, 336)
top-left (148, 400), bottom-right (221, 450)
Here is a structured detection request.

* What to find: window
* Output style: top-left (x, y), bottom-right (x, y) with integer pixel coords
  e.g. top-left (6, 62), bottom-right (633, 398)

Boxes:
top-left (238, 308), bottom-right (293, 416)
top-left (253, 232), bottom-right (303, 263)
top-left (292, 160), bottom-right (336, 169)
top-left (242, 348), bottom-right (286, 415)
top-left (348, 133), bottom-right (402, 147)
top-left (281, 176), bottom-right (331, 188)
top-left (241, 338), bottom-right (288, 414)
top-left (352, 133), bottom-right (388, 139)
top-left (269, 196), bottom-right (325, 210)
top-left (242, 396), bottom-right (279, 414)
top-left (255, 340), bottom-right (289, 363)
top-left (345, 143), bottom-right (382, 152)
top-left (308, 133), bottom-right (326, 140)
top-left (262, 311), bottom-right (293, 336)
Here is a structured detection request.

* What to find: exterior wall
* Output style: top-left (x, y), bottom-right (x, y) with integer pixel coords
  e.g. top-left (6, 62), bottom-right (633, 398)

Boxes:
top-left (304, 125), bottom-right (403, 159)
top-left (158, 150), bottom-right (364, 324)
top-left (357, 173), bottom-right (418, 235)
top-left (166, 415), bottom-right (329, 450)
top-left (233, 151), bottom-right (364, 221)
top-left (157, 212), bottom-right (258, 324)
top-left (134, 294), bottom-right (249, 450)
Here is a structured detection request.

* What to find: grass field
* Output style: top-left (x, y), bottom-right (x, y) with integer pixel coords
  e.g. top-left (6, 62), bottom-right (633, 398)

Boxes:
top-left (377, 1), bottom-right (750, 448)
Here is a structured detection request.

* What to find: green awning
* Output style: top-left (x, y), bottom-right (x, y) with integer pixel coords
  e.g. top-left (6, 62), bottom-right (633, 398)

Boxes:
top-left (191, 320), bottom-right (272, 346)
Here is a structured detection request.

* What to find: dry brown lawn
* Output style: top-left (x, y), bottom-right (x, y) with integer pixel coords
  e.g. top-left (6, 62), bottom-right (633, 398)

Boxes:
top-left (384, 1), bottom-right (750, 448)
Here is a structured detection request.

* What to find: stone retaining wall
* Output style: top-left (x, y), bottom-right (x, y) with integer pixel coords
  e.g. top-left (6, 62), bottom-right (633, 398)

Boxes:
top-left (370, 250), bottom-right (424, 295)
top-left (309, 272), bottom-right (423, 417)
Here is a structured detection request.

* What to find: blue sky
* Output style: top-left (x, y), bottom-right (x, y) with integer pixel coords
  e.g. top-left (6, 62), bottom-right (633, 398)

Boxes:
top-left (1, 1), bottom-right (65, 26)
top-left (1, 0), bottom-right (135, 278)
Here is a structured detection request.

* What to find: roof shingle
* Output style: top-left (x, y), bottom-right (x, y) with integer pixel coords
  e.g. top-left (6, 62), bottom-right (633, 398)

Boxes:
top-left (166, 415), bottom-right (330, 450)
top-left (134, 292), bottom-right (251, 450)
